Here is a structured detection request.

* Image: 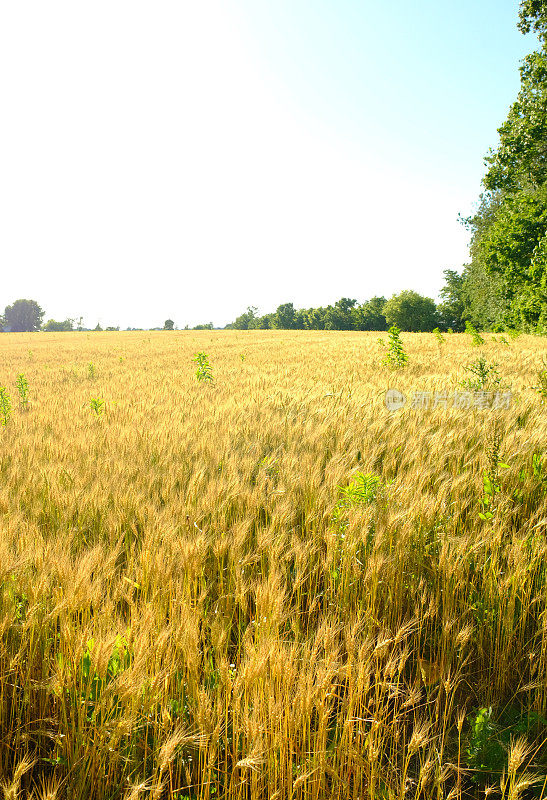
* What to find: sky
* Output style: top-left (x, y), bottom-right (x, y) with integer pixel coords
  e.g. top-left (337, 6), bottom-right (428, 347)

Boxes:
top-left (0, 0), bottom-right (538, 329)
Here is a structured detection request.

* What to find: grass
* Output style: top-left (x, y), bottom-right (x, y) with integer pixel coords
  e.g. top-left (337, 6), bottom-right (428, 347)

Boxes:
top-left (0, 329), bottom-right (546, 799)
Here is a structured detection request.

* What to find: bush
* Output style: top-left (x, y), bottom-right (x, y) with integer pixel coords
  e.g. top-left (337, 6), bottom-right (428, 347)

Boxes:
top-left (384, 290), bottom-right (439, 331)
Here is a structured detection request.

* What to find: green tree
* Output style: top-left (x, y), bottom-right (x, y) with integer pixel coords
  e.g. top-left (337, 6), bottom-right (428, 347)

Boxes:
top-left (230, 306), bottom-right (259, 330)
top-left (383, 291), bottom-right (439, 332)
top-left (355, 296), bottom-right (387, 330)
top-left (461, 2), bottom-right (547, 331)
top-left (303, 307), bottom-right (327, 329)
top-left (437, 270), bottom-right (466, 331)
top-left (163, 319), bottom-right (174, 330)
top-left (42, 318), bottom-right (74, 332)
top-left (519, 0), bottom-right (547, 39)
top-left (3, 299), bottom-right (44, 332)
top-left (331, 297), bottom-right (358, 330)
top-left (272, 302), bottom-right (296, 329)
top-left (462, 260), bottom-right (509, 331)
top-left (256, 313), bottom-right (273, 329)
top-left (484, 50), bottom-right (547, 193)
top-left (460, 194), bottom-right (510, 330)
top-left (473, 186), bottom-right (547, 327)
top-left (323, 305), bottom-right (343, 330)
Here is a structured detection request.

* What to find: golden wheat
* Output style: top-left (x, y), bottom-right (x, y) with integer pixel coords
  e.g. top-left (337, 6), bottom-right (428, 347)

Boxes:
top-left (0, 330), bottom-right (546, 799)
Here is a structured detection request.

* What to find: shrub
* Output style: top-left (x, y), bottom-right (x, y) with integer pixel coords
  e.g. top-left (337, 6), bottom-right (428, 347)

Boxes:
top-left (193, 352), bottom-right (214, 382)
top-left (0, 387), bottom-right (11, 425)
top-left (465, 320), bottom-right (485, 346)
top-left (382, 325), bottom-right (408, 368)
top-left (15, 374), bottom-right (29, 410)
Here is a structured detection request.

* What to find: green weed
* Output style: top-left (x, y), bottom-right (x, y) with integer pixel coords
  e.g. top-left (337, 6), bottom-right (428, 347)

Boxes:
top-left (90, 398), bottom-right (105, 416)
top-left (0, 387), bottom-right (12, 426)
top-left (15, 374), bottom-right (29, 410)
top-left (533, 357), bottom-right (547, 402)
top-left (193, 352), bottom-right (214, 382)
top-left (382, 325), bottom-right (408, 369)
top-left (333, 472), bottom-right (384, 526)
top-left (460, 355), bottom-right (502, 392)
top-left (80, 635), bottom-right (131, 720)
top-left (479, 423), bottom-right (509, 521)
top-left (465, 320), bottom-right (485, 346)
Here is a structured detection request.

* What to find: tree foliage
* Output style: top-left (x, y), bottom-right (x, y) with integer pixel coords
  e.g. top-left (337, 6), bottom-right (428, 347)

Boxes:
top-left (437, 270), bottom-right (466, 331)
top-left (383, 291), bottom-right (439, 332)
top-left (462, 2), bottom-right (547, 331)
top-left (3, 299), bottom-right (44, 332)
top-left (518, 0), bottom-right (547, 37)
top-left (42, 319), bottom-right (74, 332)
top-left (272, 303), bottom-right (297, 330)
top-left (227, 294), bottom-right (440, 332)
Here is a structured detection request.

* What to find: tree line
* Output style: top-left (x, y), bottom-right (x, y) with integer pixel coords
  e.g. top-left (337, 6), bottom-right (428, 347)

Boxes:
top-left (0, 301), bottom-right (209, 333)
top-left (460, 0), bottom-right (547, 332)
top-left (226, 281), bottom-right (463, 331)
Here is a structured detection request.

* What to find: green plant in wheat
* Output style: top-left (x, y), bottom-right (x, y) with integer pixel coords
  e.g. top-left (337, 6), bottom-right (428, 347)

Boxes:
top-left (465, 320), bottom-right (485, 346)
top-left (331, 473), bottom-right (384, 589)
top-left (465, 706), bottom-right (507, 785)
top-left (381, 325), bottom-right (408, 368)
top-left (460, 355), bottom-right (503, 392)
top-left (0, 387), bottom-right (12, 426)
top-left (333, 473), bottom-right (383, 522)
top-left (433, 326), bottom-right (444, 355)
top-left (15, 374), bottom-right (29, 410)
top-left (80, 635), bottom-right (130, 720)
top-left (533, 357), bottom-right (547, 402)
top-left (463, 704), bottom-right (546, 789)
top-left (193, 352), bottom-right (213, 383)
top-left (88, 362), bottom-right (96, 380)
top-left (479, 422), bottom-right (509, 521)
top-left (90, 398), bottom-right (105, 417)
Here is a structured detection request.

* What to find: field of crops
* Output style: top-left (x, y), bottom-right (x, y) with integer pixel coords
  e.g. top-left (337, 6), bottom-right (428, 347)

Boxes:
top-left (0, 330), bottom-right (546, 799)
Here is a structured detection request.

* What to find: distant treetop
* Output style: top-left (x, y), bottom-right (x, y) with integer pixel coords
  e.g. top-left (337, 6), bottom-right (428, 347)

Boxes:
top-left (3, 299), bottom-right (44, 332)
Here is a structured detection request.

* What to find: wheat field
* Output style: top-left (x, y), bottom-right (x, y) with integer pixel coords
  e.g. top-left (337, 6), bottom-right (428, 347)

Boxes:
top-left (0, 330), bottom-right (546, 799)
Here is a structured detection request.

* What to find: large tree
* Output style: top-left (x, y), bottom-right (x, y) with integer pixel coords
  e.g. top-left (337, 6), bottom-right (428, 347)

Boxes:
top-left (229, 306), bottom-right (259, 330)
top-left (519, 0), bottom-right (547, 37)
top-left (462, 1), bottom-right (547, 330)
top-left (3, 299), bottom-right (44, 332)
top-left (272, 303), bottom-right (296, 329)
top-left (356, 296), bottom-right (387, 331)
top-left (383, 290), bottom-right (439, 332)
top-left (437, 270), bottom-right (466, 331)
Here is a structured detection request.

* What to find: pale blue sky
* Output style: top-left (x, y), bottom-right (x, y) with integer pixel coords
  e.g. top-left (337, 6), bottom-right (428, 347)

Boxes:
top-left (235, 0), bottom-right (532, 174)
top-left (0, 1), bottom-right (537, 328)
